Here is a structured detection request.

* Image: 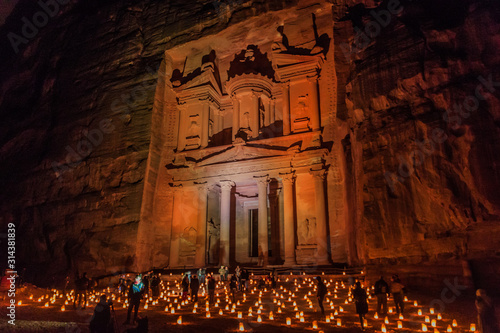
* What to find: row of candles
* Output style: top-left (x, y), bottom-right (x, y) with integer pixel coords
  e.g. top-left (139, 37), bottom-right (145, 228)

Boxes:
top-left (19, 275), bottom-right (476, 332)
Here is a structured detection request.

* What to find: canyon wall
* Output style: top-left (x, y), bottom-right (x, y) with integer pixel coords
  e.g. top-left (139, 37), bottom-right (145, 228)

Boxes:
top-left (0, 0), bottom-right (499, 292)
top-left (334, 0), bottom-right (500, 292)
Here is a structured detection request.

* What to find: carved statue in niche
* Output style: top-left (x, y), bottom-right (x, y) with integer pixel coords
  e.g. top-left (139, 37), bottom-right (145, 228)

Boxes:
top-left (259, 99), bottom-right (265, 127)
top-left (242, 112), bottom-right (251, 134)
top-left (187, 120), bottom-right (200, 138)
top-left (292, 96), bottom-right (310, 132)
top-left (294, 96), bottom-right (308, 119)
top-left (298, 217), bottom-right (316, 245)
top-left (180, 226), bottom-right (197, 261)
top-left (207, 218), bottom-right (220, 265)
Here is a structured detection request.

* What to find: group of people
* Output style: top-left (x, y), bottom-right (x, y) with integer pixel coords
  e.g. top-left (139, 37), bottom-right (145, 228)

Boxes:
top-left (80, 269), bottom-right (499, 333)
top-left (313, 274), bottom-right (404, 331)
top-left (373, 275), bottom-right (405, 316)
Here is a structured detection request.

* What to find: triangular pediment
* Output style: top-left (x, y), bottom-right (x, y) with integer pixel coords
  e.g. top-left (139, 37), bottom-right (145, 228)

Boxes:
top-left (175, 67), bottom-right (222, 96)
top-left (197, 144), bottom-right (290, 167)
top-left (272, 53), bottom-right (323, 68)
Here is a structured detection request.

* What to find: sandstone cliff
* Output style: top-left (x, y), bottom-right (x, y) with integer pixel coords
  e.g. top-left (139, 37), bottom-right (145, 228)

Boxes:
top-left (0, 0), bottom-right (498, 292)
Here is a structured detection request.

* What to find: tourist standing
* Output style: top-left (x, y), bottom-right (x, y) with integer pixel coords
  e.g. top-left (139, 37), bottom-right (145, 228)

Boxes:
top-left (353, 282), bottom-right (369, 330)
top-left (240, 269), bottom-right (248, 292)
top-left (124, 275), bottom-right (144, 325)
top-left (235, 266), bottom-right (241, 289)
top-left (315, 276), bottom-right (327, 316)
top-left (475, 289), bottom-right (499, 333)
top-left (181, 275), bottom-right (189, 301)
top-left (198, 268), bottom-right (206, 285)
top-left (219, 266), bottom-right (225, 281)
top-left (207, 275), bottom-right (216, 304)
top-left (90, 295), bottom-right (111, 333)
top-left (390, 275), bottom-right (405, 314)
top-left (150, 274), bottom-right (160, 298)
top-left (142, 274), bottom-right (150, 296)
top-left (229, 275), bottom-right (238, 303)
top-left (190, 274), bottom-right (200, 302)
top-left (74, 272), bottom-right (89, 309)
top-left (374, 276), bottom-right (389, 315)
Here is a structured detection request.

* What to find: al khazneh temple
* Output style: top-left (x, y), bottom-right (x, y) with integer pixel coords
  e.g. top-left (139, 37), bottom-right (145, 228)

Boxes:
top-left (136, 2), bottom-right (349, 270)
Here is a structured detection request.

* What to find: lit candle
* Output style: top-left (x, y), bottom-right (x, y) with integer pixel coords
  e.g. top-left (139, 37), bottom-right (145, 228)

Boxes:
top-left (381, 324), bottom-right (387, 332)
top-left (385, 317), bottom-right (389, 324)
top-left (286, 317), bottom-right (291, 326)
top-left (398, 321), bottom-right (403, 328)
top-left (239, 322), bottom-right (244, 331)
top-left (313, 320), bottom-right (318, 329)
top-left (470, 324), bottom-right (476, 332)
top-left (326, 316), bottom-right (330, 323)
top-left (207, 311), bottom-right (211, 318)
top-left (337, 318), bottom-right (342, 326)
top-left (432, 319), bottom-right (437, 327)
top-left (422, 324), bottom-right (428, 332)
top-left (425, 316), bottom-right (430, 323)
top-left (447, 325), bottom-right (453, 332)
top-left (177, 316), bottom-right (182, 324)
top-left (452, 320), bottom-right (457, 327)
top-left (257, 315), bottom-right (262, 323)
top-left (418, 309), bottom-right (423, 316)
top-left (438, 313), bottom-right (442, 320)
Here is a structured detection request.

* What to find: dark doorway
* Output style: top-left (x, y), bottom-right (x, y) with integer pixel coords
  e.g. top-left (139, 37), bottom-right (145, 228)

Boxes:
top-left (249, 209), bottom-right (258, 257)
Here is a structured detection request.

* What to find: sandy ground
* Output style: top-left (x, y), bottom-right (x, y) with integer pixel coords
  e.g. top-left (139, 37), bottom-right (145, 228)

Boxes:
top-left (0, 275), bottom-right (481, 333)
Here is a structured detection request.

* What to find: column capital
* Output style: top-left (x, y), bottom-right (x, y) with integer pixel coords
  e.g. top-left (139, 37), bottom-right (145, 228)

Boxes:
top-left (307, 75), bottom-right (319, 83)
top-left (170, 183), bottom-right (183, 192)
top-left (280, 172), bottom-right (296, 184)
top-left (309, 168), bottom-right (326, 180)
top-left (194, 181), bottom-right (209, 191)
top-left (280, 82), bottom-right (290, 89)
top-left (219, 180), bottom-right (235, 191)
top-left (254, 175), bottom-right (269, 187)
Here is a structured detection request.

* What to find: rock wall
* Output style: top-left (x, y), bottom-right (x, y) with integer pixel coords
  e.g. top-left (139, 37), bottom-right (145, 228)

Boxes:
top-left (0, 0), bottom-right (499, 291)
top-left (0, 0), bottom-right (299, 285)
top-left (333, 0), bottom-right (500, 292)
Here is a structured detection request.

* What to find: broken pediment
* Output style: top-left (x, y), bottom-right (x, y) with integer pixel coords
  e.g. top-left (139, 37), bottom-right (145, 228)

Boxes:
top-left (197, 144), bottom-right (290, 167)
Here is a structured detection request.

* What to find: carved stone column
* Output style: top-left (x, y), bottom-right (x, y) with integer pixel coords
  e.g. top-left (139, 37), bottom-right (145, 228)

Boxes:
top-left (195, 183), bottom-right (208, 267)
top-left (281, 172), bottom-right (296, 265)
top-left (308, 76), bottom-right (320, 131)
top-left (252, 92), bottom-right (260, 138)
top-left (270, 98), bottom-right (276, 124)
top-left (232, 96), bottom-right (240, 141)
top-left (310, 169), bottom-right (329, 264)
top-left (255, 175), bottom-right (269, 265)
top-left (169, 184), bottom-right (183, 268)
top-left (201, 102), bottom-right (209, 148)
top-left (282, 83), bottom-right (291, 135)
top-left (219, 180), bottom-right (234, 266)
